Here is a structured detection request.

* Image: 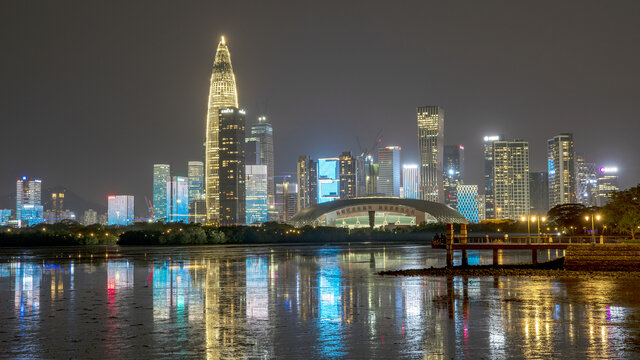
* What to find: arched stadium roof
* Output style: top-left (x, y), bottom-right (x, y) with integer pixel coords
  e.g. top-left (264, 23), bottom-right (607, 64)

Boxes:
top-left (290, 197), bottom-right (469, 227)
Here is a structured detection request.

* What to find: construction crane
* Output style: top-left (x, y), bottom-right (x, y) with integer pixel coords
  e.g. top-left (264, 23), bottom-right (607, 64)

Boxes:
top-left (356, 128), bottom-right (383, 158)
top-left (145, 196), bottom-right (155, 219)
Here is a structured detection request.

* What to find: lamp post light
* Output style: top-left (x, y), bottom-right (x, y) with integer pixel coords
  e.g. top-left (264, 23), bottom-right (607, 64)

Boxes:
top-left (585, 214), bottom-right (601, 244)
top-left (521, 216), bottom-right (531, 243)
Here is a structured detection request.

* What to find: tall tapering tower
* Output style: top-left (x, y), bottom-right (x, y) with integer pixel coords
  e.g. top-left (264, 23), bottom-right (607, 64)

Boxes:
top-left (205, 36), bottom-right (239, 223)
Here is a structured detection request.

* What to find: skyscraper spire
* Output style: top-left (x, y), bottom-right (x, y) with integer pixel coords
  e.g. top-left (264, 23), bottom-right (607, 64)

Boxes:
top-left (205, 36), bottom-right (238, 223)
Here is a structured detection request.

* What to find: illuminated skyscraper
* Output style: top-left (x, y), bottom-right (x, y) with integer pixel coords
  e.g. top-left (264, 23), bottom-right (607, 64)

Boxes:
top-left (245, 137), bottom-right (260, 166)
top-left (188, 161), bottom-right (204, 223)
top-left (16, 176), bottom-right (42, 227)
top-left (417, 106), bottom-right (444, 202)
top-left (483, 135), bottom-right (503, 219)
top-left (153, 164), bottom-right (170, 221)
top-left (443, 145), bottom-right (464, 207)
top-left (297, 155), bottom-right (317, 210)
top-left (250, 116), bottom-right (274, 219)
top-left (596, 166), bottom-right (619, 206)
top-left (218, 107), bottom-right (246, 225)
top-left (276, 182), bottom-right (298, 222)
top-left (576, 155), bottom-right (598, 206)
top-left (402, 164), bottom-right (420, 199)
top-left (167, 176), bottom-right (189, 223)
top-left (0, 209), bottom-right (11, 226)
top-left (107, 195), bottom-right (134, 226)
top-left (456, 185), bottom-right (479, 223)
top-left (246, 165), bottom-right (268, 224)
top-left (339, 152), bottom-right (357, 199)
top-left (83, 209), bottom-right (97, 225)
top-left (377, 146), bottom-right (401, 197)
top-left (318, 158), bottom-right (340, 204)
top-left (205, 36), bottom-right (239, 223)
top-left (51, 191), bottom-right (64, 221)
top-left (547, 133), bottom-right (576, 208)
top-left (493, 140), bottom-right (530, 220)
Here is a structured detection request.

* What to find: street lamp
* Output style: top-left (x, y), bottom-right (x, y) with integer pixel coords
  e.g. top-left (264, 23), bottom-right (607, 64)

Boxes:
top-left (585, 214), bottom-right (601, 244)
top-left (521, 216), bottom-right (531, 243)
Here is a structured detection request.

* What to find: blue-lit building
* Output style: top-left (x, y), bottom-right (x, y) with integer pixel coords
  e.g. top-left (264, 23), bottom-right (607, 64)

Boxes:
top-left (153, 164), bottom-right (170, 221)
top-left (107, 195), bottom-right (135, 226)
top-left (318, 158), bottom-right (340, 204)
top-left (20, 205), bottom-right (43, 227)
top-left (402, 164), bottom-right (420, 199)
top-left (167, 176), bottom-right (189, 223)
top-left (246, 165), bottom-right (268, 225)
top-left (455, 185), bottom-right (479, 223)
top-left (16, 176), bottom-right (42, 227)
top-left (0, 209), bottom-right (10, 226)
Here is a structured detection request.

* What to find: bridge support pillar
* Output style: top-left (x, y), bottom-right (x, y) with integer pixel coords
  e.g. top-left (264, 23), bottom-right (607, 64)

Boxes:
top-left (492, 249), bottom-right (499, 266)
top-left (460, 223), bottom-right (468, 266)
top-left (532, 249), bottom-right (538, 265)
top-left (446, 223), bottom-right (454, 268)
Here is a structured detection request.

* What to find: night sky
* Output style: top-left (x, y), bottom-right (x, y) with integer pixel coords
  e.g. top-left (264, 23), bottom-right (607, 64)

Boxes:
top-left (2, 1), bottom-right (639, 214)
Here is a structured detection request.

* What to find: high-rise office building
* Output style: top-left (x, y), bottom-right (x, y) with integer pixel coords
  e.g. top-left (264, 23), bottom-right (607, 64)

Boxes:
top-left (218, 107), bottom-right (246, 225)
top-left (377, 146), bottom-right (401, 197)
top-left (51, 191), bottom-right (65, 221)
top-left (167, 176), bottom-right (189, 223)
top-left (297, 155), bottom-right (318, 210)
top-left (153, 164), bottom-right (170, 221)
top-left (493, 140), bottom-right (530, 220)
top-left (417, 106), bottom-right (444, 203)
top-left (402, 164), bottom-right (420, 199)
top-left (276, 182), bottom-right (298, 222)
top-left (483, 135), bottom-right (503, 219)
top-left (16, 176), bottom-right (42, 227)
top-left (205, 36), bottom-right (239, 223)
top-left (477, 195), bottom-right (486, 221)
top-left (529, 171), bottom-right (549, 215)
top-left (596, 166), bottom-right (619, 206)
top-left (339, 152), bottom-right (357, 199)
top-left (576, 155), bottom-right (598, 206)
top-left (318, 158), bottom-right (340, 204)
top-left (107, 195), bottom-right (134, 226)
top-left (83, 209), bottom-right (97, 225)
top-left (456, 185), bottom-right (479, 223)
top-left (251, 116), bottom-right (274, 219)
top-left (187, 161), bottom-right (204, 223)
top-left (547, 133), bottom-right (576, 208)
top-left (246, 165), bottom-right (268, 225)
top-left (443, 145), bottom-right (464, 207)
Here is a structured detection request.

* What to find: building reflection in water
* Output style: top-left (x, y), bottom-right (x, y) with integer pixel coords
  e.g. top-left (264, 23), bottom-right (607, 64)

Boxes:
top-left (0, 246), bottom-right (638, 358)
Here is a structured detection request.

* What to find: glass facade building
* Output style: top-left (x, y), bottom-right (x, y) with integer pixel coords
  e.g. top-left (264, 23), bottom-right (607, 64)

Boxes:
top-left (493, 140), bottom-right (530, 220)
top-left (205, 36), bottom-right (239, 223)
top-left (153, 164), bottom-right (170, 221)
top-left (547, 133), bottom-right (576, 208)
top-left (576, 155), bottom-right (598, 206)
top-left (443, 145), bottom-right (464, 208)
top-left (16, 176), bottom-right (42, 227)
top-left (250, 117), bottom-right (274, 220)
top-left (0, 209), bottom-right (11, 226)
top-left (402, 164), bottom-right (420, 199)
top-left (339, 152), bottom-right (357, 199)
top-left (318, 158), bottom-right (340, 204)
top-left (20, 205), bottom-right (43, 227)
top-left (483, 135), bottom-right (503, 219)
top-left (107, 195), bottom-right (134, 226)
top-left (529, 171), bottom-right (549, 215)
top-left (218, 107), bottom-right (246, 225)
top-left (167, 176), bottom-right (189, 223)
top-left (246, 165), bottom-right (268, 225)
top-left (297, 155), bottom-right (318, 211)
top-left (417, 106), bottom-right (444, 203)
top-left (456, 185), bottom-right (479, 223)
top-left (377, 146), bottom-right (401, 197)
top-left (596, 167), bottom-right (619, 206)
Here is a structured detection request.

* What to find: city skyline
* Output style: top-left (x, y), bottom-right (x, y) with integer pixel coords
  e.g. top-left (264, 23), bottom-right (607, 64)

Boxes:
top-left (2, 1), bottom-right (639, 213)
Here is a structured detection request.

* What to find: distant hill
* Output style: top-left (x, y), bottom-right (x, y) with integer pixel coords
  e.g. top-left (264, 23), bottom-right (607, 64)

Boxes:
top-left (0, 186), bottom-right (106, 216)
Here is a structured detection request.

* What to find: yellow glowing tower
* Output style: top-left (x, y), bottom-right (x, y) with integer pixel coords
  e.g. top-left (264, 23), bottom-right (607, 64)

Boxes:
top-left (205, 36), bottom-right (239, 222)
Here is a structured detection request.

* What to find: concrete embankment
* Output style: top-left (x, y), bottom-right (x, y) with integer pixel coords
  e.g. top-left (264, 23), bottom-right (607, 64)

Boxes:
top-left (564, 244), bottom-right (640, 271)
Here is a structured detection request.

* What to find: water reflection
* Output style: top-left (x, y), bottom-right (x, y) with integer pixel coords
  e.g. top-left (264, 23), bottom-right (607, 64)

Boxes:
top-left (0, 245), bottom-right (639, 359)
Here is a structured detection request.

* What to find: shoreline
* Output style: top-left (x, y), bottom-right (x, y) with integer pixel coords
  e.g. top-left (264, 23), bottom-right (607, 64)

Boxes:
top-left (379, 258), bottom-right (640, 279)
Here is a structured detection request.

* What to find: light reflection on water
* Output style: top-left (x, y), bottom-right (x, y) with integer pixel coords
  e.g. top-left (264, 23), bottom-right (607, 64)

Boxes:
top-left (0, 244), bottom-right (638, 359)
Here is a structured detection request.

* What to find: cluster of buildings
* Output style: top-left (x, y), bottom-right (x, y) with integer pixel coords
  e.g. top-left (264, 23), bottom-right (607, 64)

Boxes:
top-left (1, 37), bottom-right (622, 229)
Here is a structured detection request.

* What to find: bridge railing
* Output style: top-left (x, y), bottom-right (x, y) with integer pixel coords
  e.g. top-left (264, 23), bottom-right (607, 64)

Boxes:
top-left (436, 235), bottom-right (630, 245)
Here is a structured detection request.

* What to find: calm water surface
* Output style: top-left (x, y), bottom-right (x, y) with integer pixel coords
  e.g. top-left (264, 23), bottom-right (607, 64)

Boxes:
top-left (0, 244), bottom-right (638, 359)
